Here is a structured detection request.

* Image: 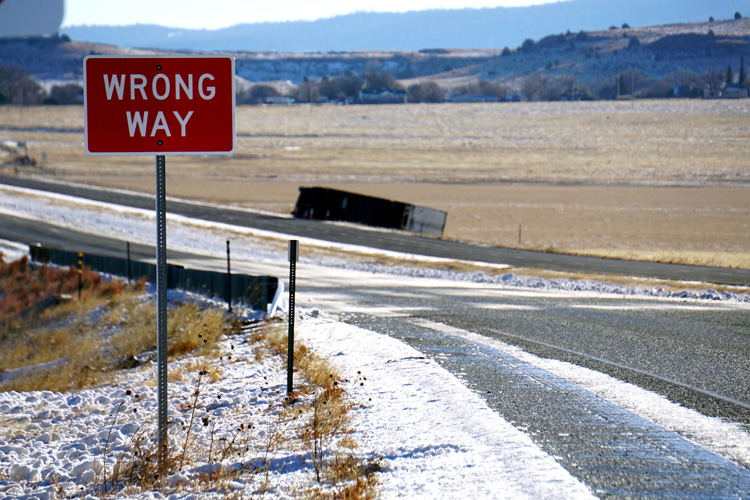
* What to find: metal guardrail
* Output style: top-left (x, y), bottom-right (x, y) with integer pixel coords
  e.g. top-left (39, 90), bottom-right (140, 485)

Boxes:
top-left (29, 245), bottom-right (278, 313)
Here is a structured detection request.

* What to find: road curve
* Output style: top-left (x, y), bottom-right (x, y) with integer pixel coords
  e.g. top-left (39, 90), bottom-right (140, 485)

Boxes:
top-left (2, 173), bottom-right (750, 286)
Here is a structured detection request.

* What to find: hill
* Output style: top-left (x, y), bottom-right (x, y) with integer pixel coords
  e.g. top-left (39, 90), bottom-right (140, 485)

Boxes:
top-left (3, 16), bottom-right (750, 103)
top-left (61, 0), bottom-right (750, 52)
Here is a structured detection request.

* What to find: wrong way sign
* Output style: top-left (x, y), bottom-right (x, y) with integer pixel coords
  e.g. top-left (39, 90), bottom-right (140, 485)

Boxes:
top-left (84, 55), bottom-right (235, 155)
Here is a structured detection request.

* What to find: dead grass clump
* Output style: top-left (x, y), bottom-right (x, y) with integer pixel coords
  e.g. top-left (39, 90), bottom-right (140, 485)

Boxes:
top-left (168, 303), bottom-right (227, 358)
top-left (98, 361), bottom-right (254, 498)
top-left (249, 321), bottom-right (380, 497)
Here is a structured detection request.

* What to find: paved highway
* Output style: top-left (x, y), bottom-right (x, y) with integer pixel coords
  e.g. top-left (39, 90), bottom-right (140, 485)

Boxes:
top-left (2, 173), bottom-right (750, 286)
top-left (2, 176), bottom-right (750, 497)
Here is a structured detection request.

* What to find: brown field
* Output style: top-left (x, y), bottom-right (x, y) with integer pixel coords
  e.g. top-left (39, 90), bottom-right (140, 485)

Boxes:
top-left (1, 100), bottom-right (749, 269)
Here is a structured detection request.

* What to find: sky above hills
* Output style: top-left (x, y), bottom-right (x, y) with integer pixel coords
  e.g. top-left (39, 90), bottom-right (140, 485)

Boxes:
top-left (62, 0), bottom-right (561, 29)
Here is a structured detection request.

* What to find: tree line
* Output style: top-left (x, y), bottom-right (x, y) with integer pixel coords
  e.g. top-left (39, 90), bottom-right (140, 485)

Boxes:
top-left (2, 61), bottom-right (748, 106)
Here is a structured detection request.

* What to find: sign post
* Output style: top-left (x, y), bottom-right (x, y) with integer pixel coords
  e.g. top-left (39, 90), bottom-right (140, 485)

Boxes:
top-left (84, 55), bottom-right (235, 466)
top-left (155, 154), bottom-right (168, 460)
top-left (287, 240), bottom-right (299, 396)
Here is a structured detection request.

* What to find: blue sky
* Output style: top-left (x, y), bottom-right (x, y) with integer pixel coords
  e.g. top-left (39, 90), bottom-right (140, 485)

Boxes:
top-left (62, 0), bottom-right (562, 29)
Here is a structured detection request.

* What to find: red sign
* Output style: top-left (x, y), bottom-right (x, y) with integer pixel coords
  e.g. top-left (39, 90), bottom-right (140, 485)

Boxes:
top-left (84, 56), bottom-right (235, 155)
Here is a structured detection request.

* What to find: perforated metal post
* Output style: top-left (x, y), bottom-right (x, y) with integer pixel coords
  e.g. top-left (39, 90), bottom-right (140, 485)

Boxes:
top-left (287, 240), bottom-right (299, 396)
top-left (226, 240), bottom-right (232, 314)
top-left (155, 154), bottom-right (168, 464)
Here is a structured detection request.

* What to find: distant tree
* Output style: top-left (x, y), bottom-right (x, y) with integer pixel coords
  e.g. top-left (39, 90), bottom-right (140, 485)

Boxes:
top-left (727, 63), bottom-right (735, 85)
top-left (703, 66), bottom-right (727, 93)
top-left (501, 46), bottom-right (512, 57)
top-left (363, 69), bottom-right (401, 91)
top-left (407, 83), bottom-right (426, 103)
top-left (709, 16), bottom-right (715, 22)
top-left (319, 75), bottom-right (364, 102)
top-left (616, 68), bottom-right (648, 97)
top-left (520, 38), bottom-right (536, 52)
top-left (638, 77), bottom-right (674, 98)
top-left (454, 80), bottom-right (508, 100)
top-left (293, 80), bottom-right (319, 103)
top-left (735, 11), bottom-right (742, 19)
top-left (236, 84), bottom-right (281, 104)
top-left (522, 74), bottom-right (585, 101)
top-left (521, 73), bottom-right (552, 101)
top-left (407, 81), bottom-right (444, 103)
top-left (667, 68), bottom-right (705, 90)
top-left (45, 83), bottom-right (83, 105)
top-left (576, 30), bottom-right (590, 41)
top-left (591, 75), bottom-right (618, 100)
top-left (622, 23), bottom-right (631, 29)
top-left (627, 37), bottom-right (641, 50)
top-left (0, 64), bottom-right (44, 105)
top-left (740, 55), bottom-right (747, 88)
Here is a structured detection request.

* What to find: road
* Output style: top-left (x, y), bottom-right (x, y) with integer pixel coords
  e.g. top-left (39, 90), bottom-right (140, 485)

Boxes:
top-left (2, 177), bottom-right (750, 497)
top-left (306, 278), bottom-right (750, 498)
top-left (2, 173), bottom-right (750, 286)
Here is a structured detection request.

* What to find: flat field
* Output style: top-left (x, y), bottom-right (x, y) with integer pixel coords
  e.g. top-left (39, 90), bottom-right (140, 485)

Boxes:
top-left (1, 100), bottom-right (749, 268)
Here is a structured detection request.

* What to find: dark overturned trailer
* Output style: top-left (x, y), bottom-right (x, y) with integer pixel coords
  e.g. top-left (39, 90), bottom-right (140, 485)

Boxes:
top-left (292, 187), bottom-right (447, 236)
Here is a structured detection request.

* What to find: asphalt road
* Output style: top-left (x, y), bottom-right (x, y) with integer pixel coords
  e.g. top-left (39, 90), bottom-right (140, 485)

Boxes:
top-left (3, 173), bottom-right (750, 286)
top-left (303, 276), bottom-right (750, 499)
top-left (2, 200), bottom-right (750, 497)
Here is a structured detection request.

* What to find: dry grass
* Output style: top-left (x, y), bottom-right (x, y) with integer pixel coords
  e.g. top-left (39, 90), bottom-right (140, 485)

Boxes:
top-left (0, 256), bottom-right (378, 497)
top-left (94, 321), bottom-right (379, 498)
top-left (0, 259), bottom-right (228, 393)
top-left (252, 322), bottom-right (381, 497)
top-left (1, 101), bottom-right (749, 268)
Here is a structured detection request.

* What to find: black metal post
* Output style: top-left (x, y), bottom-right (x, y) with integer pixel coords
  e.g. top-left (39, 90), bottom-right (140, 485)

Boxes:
top-left (287, 240), bottom-right (299, 396)
top-left (226, 239), bottom-right (232, 314)
top-left (126, 241), bottom-right (131, 284)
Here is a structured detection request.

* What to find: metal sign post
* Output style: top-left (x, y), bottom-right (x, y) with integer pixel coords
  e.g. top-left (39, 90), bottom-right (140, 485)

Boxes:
top-left (287, 240), bottom-right (299, 396)
top-left (155, 154), bottom-right (168, 460)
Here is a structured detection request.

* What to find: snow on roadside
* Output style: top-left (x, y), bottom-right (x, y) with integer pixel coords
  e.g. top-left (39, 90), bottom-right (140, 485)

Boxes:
top-left (0, 307), bottom-right (595, 500)
top-left (300, 316), bottom-right (595, 499)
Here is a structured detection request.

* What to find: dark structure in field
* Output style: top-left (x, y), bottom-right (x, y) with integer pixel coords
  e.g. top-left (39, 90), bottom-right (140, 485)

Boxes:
top-left (293, 187), bottom-right (447, 236)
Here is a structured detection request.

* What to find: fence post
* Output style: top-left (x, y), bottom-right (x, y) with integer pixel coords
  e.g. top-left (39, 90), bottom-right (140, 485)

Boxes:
top-left (126, 241), bottom-right (131, 284)
top-left (77, 252), bottom-right (83, 300)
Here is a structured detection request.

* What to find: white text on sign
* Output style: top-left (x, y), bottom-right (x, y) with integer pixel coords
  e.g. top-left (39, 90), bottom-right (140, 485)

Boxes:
top-left (103, 73), bottom-right (216, 138)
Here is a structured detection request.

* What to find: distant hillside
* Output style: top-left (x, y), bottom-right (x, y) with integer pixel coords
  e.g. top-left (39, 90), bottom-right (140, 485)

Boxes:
top-left (4, 15), bottom-right (750, 102)
top-left (62, 0), bottom-right (750, 52)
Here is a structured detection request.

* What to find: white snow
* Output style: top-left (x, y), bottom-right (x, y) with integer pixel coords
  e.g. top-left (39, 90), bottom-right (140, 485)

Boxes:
top-left (1, 184), bottom-right (749, 499)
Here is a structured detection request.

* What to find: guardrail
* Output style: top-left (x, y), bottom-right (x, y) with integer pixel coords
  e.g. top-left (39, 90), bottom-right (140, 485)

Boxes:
top-left (29, 245), bottom-right (278, 313)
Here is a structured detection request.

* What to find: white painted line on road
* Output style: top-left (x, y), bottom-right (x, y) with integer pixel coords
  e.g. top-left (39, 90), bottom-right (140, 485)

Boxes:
top-left (474, 303), bottom-right (540, 311)
top-left (571, 304), bottom-right (735, 311)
